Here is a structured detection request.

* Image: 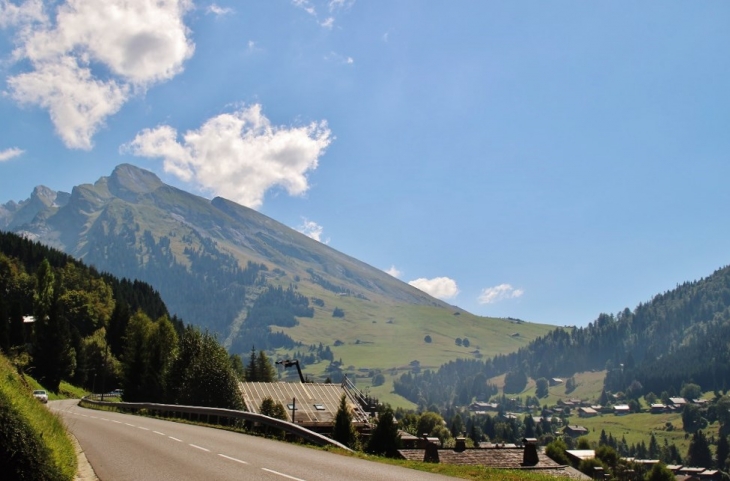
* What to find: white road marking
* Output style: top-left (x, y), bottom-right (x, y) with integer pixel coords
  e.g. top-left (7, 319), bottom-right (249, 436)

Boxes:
top-left (138, 427), bottom-right (149, 431)
top-left (125, 423), bottom-right (135, 427)
top-left (100, 418), bottom-right (109, 421)
top-left (189, 444), bottom-right (210, 452)
top-left (169, 437), bottom-right (183, 442)
top-left (90, 416), bottom-right (98, 419)
top-left (261, 468), bottom-right (306, 481)
top-left (153, 431), bottom-right (166, 436)
top-left (218, 454), bottom-right (248, 464)
top-left (112, 420), bottom-right (122, 424)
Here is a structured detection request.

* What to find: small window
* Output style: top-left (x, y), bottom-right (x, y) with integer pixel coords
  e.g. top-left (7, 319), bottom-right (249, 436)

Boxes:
top-left (314, 404), bottom-right (325, 411)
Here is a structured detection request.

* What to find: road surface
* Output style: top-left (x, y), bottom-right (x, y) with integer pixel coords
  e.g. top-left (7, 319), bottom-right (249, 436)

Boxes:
top-left (51, 400), bottom-right (458, 481)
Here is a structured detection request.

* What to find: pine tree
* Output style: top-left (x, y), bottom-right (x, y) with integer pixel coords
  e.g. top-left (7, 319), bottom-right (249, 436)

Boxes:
top-left (687, 430), bottom-right (713, 468)
top-left (333, 394), bottom-right (358, 448)
top-left (246, 345), bottom-right (258, 381)
top-left (255, 350), bottom-right (276, 382)
top-left (33, 260), bottom-right (75, 392)
top-left (366, 408), bottom-right (401, 457)
top-left (716, 434), bottom-right (729, 471)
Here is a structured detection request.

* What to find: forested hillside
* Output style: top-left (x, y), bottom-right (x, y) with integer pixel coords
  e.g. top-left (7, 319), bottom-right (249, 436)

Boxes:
top-left (396, 265), bottom-right (730, 407)
top-left (0, 231), bottom-right (242, 409)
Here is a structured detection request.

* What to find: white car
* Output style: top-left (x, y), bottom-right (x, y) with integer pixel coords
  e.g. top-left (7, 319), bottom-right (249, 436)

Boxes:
top-left (33, 390), bottom-right (48, 404)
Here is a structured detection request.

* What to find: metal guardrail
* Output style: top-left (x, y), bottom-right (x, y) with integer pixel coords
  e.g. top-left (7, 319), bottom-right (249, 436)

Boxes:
top-left (79, 397), bottom-right (353, 452)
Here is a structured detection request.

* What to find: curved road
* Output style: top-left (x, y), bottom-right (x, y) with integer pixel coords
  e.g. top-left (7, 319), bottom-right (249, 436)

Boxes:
top-left (51, 400), bottom-right (457, 481)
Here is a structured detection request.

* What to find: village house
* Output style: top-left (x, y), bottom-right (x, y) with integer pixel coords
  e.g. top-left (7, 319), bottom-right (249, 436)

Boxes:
top-left (563, 425), bottom-right (589, 438)
top-left (613, 404), bottom-right (631, 415)
top-left (577, 406), bottom-right (598, 418)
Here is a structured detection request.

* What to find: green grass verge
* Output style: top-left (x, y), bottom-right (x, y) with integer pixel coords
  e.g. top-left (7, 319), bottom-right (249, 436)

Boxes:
top-left (0, 354), bottom-right (77, 480)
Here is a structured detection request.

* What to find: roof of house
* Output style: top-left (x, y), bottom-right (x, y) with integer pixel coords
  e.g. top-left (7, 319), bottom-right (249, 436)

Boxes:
top-left (239, 381), bottom-right (369, 426)
top-left (398, 445), bottom-right (590, 479)
top-left (566, 450), bottom-right (595, 460)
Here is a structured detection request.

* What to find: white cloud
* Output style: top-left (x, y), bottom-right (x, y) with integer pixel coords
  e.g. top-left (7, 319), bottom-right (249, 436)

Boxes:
top-left (0, 147), bottom-right (25, 162)
top-left (3, 0), bottom-right (194, 149)
top-left (207, 4), bottom-right (233, 16)
top-left (408, 277), bottom-right (459, 300)
top-left (328, 0), bottom-right (354, 11)
top-left (297, 218), bottom-right (329, 243)
top-left (293, 0), bottom-right (352, 28)
top-left (478, 284), bottom-right (524, 304)
top-left (123, 104), bottom-right (333, 209)
top-left (324, 51), bottom-right (354, 65)
top-left (385, 265), bottom-right (402, 278)
top-left (292, 0), bottom-right (316, 17)
top-left (0, 0), bottom-right (45, 28)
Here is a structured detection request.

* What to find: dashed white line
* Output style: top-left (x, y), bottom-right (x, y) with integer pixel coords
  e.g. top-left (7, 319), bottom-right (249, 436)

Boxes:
top-left (124, 423), bottom-right (135, 427)
top-left (100, 418), bottom-right (109, 421)
top-left (138, 427), bottom-right (150, 431)
top-left (189, 444), bottom-right (210, 452)
top-left (153, 431), bottom-right (166, 436)
top-left (261, 468), bottom-right (306, 481)
top-left (112, 420), bottom-right (122, 424)
top-left (169, 437), bottom-right (183, 442)
top-left (218, 454), bottom-right (248, 464)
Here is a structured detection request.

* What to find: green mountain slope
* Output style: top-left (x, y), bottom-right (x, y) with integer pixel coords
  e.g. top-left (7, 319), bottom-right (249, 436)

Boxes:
top-left (395, 264), bottom-right (730, 407)
top-left (1, 164), bottom-right (554, 383)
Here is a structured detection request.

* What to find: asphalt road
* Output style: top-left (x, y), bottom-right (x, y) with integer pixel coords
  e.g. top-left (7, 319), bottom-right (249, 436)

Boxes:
top-left (51, 400), bottom-right (458, 481)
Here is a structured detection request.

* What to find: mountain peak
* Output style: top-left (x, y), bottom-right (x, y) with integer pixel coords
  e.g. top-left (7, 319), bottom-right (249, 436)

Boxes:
top-left (108, 164), bottom-right (163, 200)
top-left (30, 185), bottom-right (58, 207)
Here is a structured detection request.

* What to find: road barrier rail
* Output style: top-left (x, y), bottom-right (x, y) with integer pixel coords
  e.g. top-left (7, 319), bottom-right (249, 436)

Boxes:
top-left (80, 396), bottom-right (353, 452)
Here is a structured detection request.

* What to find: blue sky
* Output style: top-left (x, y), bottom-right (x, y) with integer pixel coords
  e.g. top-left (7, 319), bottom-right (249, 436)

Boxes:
top-left (1, 1), bottom-right (729, 327)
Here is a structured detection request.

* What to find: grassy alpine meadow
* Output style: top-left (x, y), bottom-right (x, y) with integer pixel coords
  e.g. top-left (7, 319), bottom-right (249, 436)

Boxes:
top-left (276, 289), bottom-right (553, 373)
top-left (564, 411), bottom-right (720, 456)
top-left (0, 354), bottom-right (77, 480)
top-left (490, 370), bottom-right (608, 407)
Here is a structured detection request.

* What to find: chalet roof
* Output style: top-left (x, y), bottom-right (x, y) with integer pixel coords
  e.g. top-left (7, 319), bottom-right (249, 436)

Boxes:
top-left (398, 446), bottom-right (562, 468)
top-left (239, 381), bottom-right (369, 426)
top-left (578, 407), bottom-right (597, 414)
top-left (669, 397), bottom-right (687, 405)
top-left (566, 450), bottom-right (595, 460)
top-left (398, 444), bottom-right (591, 479)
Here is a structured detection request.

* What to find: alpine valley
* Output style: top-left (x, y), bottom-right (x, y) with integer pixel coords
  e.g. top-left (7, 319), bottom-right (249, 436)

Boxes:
top-left (0, 164), bottom-right (554, 403)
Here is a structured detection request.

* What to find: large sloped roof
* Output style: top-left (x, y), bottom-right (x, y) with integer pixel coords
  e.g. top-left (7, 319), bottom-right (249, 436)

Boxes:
top-left (240, 382), bottom-right (370, 427)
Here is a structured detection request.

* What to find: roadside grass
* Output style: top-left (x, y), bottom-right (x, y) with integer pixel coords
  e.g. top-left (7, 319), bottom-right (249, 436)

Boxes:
top-left (0, 355), bottom-right (77, 480)
top-left (25, 376), bottom-right (88, 401)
